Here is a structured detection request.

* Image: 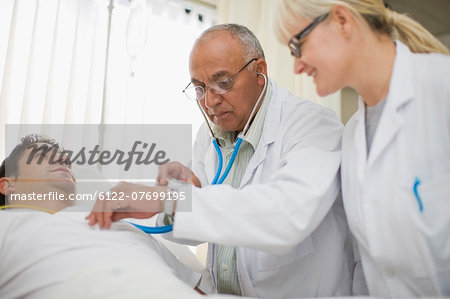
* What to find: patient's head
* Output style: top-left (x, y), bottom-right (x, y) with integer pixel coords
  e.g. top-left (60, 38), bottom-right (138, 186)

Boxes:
top-left (0, 134), bottom-right (76, 210)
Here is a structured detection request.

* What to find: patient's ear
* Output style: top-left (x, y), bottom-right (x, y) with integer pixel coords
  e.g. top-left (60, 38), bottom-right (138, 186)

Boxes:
top-left (0, 177), bottom-right (15, 196)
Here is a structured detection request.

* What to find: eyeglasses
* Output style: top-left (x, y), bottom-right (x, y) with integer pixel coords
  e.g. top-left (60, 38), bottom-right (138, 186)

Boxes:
top-left (182, 58), bottom-right (258, 101)
top-left (289, 13), bottom-right (329, 58)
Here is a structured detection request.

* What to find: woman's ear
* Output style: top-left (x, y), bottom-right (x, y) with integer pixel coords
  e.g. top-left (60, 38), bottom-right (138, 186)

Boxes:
top-left (330, 4), bottom-right (355, 37)
top-left (0, 177), bottom-right (15, 196)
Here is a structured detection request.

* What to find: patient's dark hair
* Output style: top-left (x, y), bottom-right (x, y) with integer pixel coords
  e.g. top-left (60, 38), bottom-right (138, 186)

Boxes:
top-left (0, 134), bottom-right (59, 206)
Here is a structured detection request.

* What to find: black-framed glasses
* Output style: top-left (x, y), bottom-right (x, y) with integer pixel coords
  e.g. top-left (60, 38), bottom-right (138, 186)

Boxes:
top-left (289, 13), bottom-right (329, 58)
top-left (182, 58), bottom-right (258, 101)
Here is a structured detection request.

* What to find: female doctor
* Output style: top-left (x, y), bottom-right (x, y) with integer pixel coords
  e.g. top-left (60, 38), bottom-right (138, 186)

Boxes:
top-left (275, 0), bottom-right (450, 297)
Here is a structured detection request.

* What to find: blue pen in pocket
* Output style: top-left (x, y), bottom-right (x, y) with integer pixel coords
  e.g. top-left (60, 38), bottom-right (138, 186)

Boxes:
top-left (413, 177), bottom-right (423, 213)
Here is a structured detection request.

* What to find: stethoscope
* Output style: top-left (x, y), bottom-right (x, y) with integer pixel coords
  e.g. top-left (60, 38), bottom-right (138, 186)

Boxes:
top-left (201, 73), bottom-right (268, 185)
top-left (131, 73), bottom-right (268, 234)
top-left (205, 73), bottom-right (268, 285)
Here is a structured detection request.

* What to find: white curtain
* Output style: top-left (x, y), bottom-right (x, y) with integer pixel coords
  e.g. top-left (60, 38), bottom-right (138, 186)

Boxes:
top-left (102, 0), bottom-right (214, 128)
top-left (0, 0), bottom-right (215, 160)
top-left (0, 0), bottom-right (104, 159)
top-left (216, 0), bottom-right (342, 117)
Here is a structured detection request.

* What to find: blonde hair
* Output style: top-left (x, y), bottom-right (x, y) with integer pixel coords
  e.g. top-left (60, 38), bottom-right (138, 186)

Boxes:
top-left (275, 0), bottom-right (449, 55)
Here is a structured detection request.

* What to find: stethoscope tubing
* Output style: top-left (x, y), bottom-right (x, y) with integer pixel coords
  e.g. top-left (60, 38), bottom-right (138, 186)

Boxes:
top-left (133, 74), bottom-right (267, 234)
top-left (130, 222), bottom-right (173, 234)
top-left (209, 73), bottom-right (267, 185)
top-left (211, 137), bottom-right (243, 185)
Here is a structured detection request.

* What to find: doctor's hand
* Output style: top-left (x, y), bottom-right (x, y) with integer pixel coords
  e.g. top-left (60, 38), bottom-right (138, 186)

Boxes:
top-left (157, 161), bottom-right (201, 188)
top-left (85, 182), bottom-right (165, 229)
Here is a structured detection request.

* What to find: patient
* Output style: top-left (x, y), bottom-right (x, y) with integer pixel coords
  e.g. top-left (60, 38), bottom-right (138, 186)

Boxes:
top-left (0, 135), bottom-right (204, 298)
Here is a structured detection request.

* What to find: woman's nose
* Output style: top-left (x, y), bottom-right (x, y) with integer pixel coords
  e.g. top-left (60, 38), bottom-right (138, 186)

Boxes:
top-left (294, 58), bottom-right (306, 75)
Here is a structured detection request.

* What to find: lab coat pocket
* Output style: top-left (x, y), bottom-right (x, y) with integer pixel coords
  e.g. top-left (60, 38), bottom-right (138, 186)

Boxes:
top-left (396, 185), bottom-right (433, 278)
top-left (412, 174), bottom-right (450, 273)
top-left (256, 236), bottom-right (314, 272)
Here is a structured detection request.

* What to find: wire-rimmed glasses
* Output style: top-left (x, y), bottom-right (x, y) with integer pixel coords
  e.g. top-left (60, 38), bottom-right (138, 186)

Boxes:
top-left (182, 58), bottom-right (258, 101)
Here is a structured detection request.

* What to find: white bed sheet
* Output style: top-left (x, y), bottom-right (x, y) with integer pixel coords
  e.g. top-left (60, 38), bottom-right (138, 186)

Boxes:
top-left (0, 206), bottom-right (201, 298)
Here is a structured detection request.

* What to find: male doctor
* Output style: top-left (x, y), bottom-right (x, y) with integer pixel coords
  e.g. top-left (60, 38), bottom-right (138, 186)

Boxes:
top-left (87, 24), bottom-right (360, 297)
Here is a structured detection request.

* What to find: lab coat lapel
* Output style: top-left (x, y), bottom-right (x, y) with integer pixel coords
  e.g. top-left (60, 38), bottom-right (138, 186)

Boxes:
top-left (367, 41), bottom-right (414, 168)
top-left (239, 139), bottom-right (271, 188)
top-left (240, 82), bottom-right (279, 188)
top-left (353, 102), bottom-right (368, 183)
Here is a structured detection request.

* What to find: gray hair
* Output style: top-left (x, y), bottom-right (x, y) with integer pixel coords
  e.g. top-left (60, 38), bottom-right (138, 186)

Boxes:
top-left (194, 23), bottom-right (265, 62)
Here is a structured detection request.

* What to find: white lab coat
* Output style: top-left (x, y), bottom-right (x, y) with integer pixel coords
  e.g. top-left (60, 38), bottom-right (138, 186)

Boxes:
top-left (341, 41), bottom-right (450, 297)
top-left (164, 80), bottom-right (355, 298)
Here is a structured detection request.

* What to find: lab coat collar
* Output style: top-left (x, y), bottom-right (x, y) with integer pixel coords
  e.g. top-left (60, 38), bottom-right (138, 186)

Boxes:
top-left (211, 81), bottom-right (272, 151)
top-left (239, 79), bottom-right (279, 187)
top-left (257, 79), bottom-right (278, 147)
top-left (203, 79), bottom-right (278, 185)
top-left (367, 41), bottom-right (415, 167)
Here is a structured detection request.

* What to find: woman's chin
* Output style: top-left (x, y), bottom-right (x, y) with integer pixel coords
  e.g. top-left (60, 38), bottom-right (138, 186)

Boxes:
top-left (315, 83), bottom-right (336, 98)
top-left (316, 86), bottom-right (329, 97)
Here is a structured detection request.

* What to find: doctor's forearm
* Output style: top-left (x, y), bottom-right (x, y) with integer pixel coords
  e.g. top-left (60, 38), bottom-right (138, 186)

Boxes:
top-left (173, 181), bottom-right (339, 255)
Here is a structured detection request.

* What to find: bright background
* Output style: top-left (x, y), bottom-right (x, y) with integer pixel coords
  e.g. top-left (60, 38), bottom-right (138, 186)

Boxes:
top-left (1, 0), bottom-right (449, 161)
top-left (1, 0), bottom-right (448, 267)
top-left (0, 0), bottom-right (345, 162)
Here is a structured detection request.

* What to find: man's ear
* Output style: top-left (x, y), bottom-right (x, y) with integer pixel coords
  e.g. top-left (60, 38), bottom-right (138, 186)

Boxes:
top-left (0, 177), bottom-right (15, 196)
top-left (255, 59), bottom-right (268, 87)
top-left (255, 58), bottom-right (267, 75)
